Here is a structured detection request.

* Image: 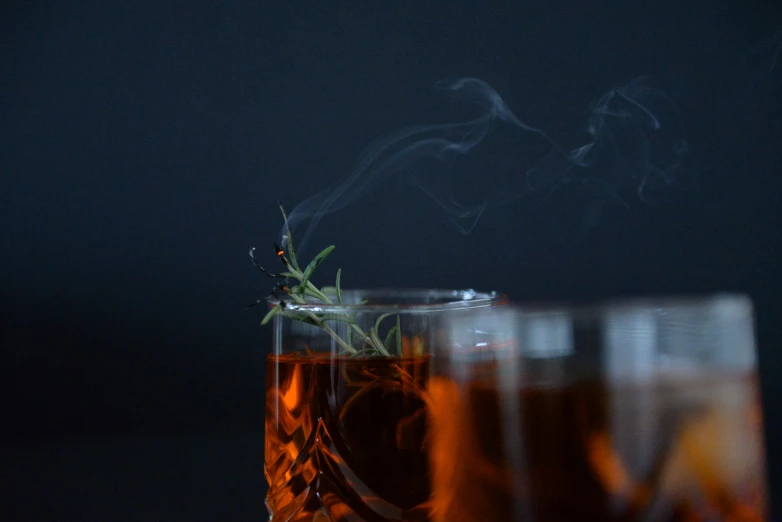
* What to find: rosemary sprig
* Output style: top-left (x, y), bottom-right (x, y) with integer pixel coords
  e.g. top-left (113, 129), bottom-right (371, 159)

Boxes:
top-left (250, 204), bottom-right (400, 357)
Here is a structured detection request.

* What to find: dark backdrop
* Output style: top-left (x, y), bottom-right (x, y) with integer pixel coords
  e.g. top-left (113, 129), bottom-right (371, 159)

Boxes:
top-left (2, 1), bottom-right (781, 520)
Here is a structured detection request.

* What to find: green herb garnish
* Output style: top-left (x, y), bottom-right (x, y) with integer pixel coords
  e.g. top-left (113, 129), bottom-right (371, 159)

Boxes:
top-left (249, 203), bottom-right (400, 356)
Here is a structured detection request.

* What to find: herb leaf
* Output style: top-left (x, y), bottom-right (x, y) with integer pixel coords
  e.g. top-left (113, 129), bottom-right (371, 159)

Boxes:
top-left (384, 325), bottom-right (400, 353)
top-left (374, 312), bottom-right (394, 333)
top-left (335, 268), bottom-right (343, 304)
top-left (290, 284), bottom-right (325, 300)
top-left (278, 201), bottom-right (301, 272)
top-left (299, 245), bottom-right (335, 294)
top-left (369, 328), bottom-right (390, 356)
top-left (261, 304), bottom-right (282, 325)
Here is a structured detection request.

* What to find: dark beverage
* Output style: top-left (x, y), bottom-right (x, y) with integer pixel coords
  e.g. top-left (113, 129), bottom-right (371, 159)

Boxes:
top-left (428, 363), bottom-right (767, 522)
top-left (265, 353), bottom-right (431, 522)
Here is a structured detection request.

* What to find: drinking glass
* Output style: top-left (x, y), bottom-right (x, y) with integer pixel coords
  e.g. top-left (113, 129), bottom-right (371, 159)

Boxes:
top-left (264, 289), bottom-right (506, 522)
top-left (428, 295), bottom-right (769, 521)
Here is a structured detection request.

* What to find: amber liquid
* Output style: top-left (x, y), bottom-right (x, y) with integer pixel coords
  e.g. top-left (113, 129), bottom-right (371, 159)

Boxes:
top-left (428, 364), bottom-right (768, 522)
top-left (265, 353), bottom-right (431, 522)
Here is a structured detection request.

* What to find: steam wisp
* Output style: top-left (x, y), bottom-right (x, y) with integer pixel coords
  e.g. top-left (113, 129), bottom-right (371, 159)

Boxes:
top-left (282, 77), bottom-right (695, 254)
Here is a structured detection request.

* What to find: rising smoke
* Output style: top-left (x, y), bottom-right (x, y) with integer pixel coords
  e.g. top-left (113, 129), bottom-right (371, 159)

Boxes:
top-left (282, 77), bottom-right (696, 255)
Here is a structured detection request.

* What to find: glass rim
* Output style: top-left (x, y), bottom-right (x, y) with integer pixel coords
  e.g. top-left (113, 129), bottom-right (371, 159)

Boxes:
top-left (268, 288), bottom-right (508, 313)
top-left (457, 293), bottom-right (754, 322)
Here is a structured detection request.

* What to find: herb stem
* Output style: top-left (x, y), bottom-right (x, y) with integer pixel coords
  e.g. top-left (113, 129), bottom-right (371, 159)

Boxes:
top-left (303, 311), bottom-right (357, 354)
top-left (254, 203), bottom-right (405, 357)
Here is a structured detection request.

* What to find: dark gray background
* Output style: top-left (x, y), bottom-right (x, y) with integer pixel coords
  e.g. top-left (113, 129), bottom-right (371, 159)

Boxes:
top-left (2, 1), bottom-right (780, 520)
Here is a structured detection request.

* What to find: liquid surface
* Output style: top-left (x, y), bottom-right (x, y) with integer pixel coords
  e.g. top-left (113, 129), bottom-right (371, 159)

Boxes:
top-left (428, 364), bottom-right (768, 522)
top-left (265, 353), bottom-right (431, 522)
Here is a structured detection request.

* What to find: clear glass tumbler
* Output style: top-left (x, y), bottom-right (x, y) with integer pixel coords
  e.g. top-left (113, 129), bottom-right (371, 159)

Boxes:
top-left (264, 289), bottom-right (506, 522)
top-left (428, 295), bottom-right (769, 522)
